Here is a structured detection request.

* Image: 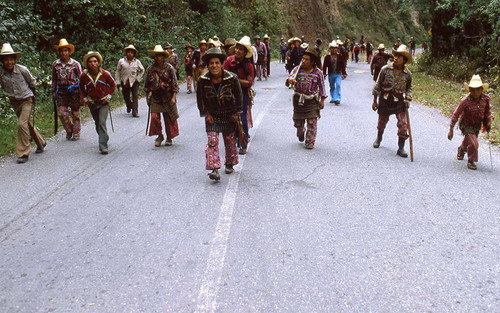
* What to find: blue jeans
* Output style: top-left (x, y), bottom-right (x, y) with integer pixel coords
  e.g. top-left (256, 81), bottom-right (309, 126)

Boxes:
top-left (328, 73), bottom-right (342, 102)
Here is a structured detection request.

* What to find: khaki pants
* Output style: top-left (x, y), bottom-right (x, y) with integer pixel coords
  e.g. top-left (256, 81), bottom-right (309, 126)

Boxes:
top-left (11, 98), bottom-right (45, 158)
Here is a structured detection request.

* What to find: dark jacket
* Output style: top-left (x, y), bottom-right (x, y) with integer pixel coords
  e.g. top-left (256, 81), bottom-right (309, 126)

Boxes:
top-left (197, 69), bottom-right (243, 133)
top-left (323, 53), bottom-right (347, 76)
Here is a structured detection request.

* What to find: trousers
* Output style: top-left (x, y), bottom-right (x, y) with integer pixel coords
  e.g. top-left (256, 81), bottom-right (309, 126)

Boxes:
top-left (11, 98), bottom-right (45, 157)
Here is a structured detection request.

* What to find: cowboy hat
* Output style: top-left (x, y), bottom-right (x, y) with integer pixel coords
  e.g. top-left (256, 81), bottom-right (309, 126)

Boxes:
top-left (293, 37), bottom-right (302, 43)
top-left (337, 40), bottom-right (343, 45)
top-left (0, 43), bottom-right (21, 59)
top-left (123, 44), bottom-right (139, 56)
top-left (377, 43), bottom-right (385, 50)
top-left (198, 40), bottom-right (207, 47)
top-left (164, 43), bottom-right (173, 49)
top-left (185, 43), bottom-right (195, 50)
top-left (224, 38), bottom-right (236, 48)
top-left (303, 46), bottom-right (320, 65)
top-left (300, 43), bottom-right (309, 49)
top-left (329, 41), bottom-right (338, 48)
top-left (83, 51), bottom-right (103, 67)
top-left (263, 34), bottom-right (270, 39)
top-left (148, 45), bottom-right (169, 58)
top-left (254, 35), bottom-right (261, 40)
top-left (213, 35), bottom-right (219, 41)
top-left (235, 36), bottom-right (253, 59)
top-left (464, 75), bottom-right (489, 91)
top-left (54, 39), bottom-right (75, 55)
top-left (202, 47), bottom-right (227, 64)
top-left (392, 44), bottom-right (412, 63)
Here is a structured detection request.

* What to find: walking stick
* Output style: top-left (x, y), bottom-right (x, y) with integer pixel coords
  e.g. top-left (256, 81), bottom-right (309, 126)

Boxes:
top-left (108, 108), bottom-right (115, 133)
top-left (406, 107), bottom-right (414, 162)
top-left (145, 94), bottom-right (151, 136)
top-left (287, 61), bottom-right (302, 89)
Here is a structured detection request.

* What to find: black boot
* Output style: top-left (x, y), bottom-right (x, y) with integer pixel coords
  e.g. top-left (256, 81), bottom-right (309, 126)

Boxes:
top-left (373, 130), bottom-right (383, 148)
top-left (396, 137), bottom-right (408, 157)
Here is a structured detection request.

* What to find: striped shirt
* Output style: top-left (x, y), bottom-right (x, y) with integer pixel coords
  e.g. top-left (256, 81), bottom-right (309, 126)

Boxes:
top-left (51, 58), bottom-right (82, 91)
top-left (144, 61), bottom-right (179, 93)
top-left (450, 93), bottom-right (493, 128)
top-left (289, 66), bottom-right (327, 98)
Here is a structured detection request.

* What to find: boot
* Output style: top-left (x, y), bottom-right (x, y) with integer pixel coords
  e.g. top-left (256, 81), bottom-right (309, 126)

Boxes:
top-left (208, 169), bottom-right (220, 181)
top-left (396, 137), bottom-right (408, 158)
top-left (373, 130), bottom-right (383, 148)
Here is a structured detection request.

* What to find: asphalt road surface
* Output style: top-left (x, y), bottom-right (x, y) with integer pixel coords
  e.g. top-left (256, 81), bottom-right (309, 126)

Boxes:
top-left (1, 60), bottom-right (499, 312)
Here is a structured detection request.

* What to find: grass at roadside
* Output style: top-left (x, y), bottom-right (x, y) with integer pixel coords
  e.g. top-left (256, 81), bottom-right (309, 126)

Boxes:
top-left (410, 71), bottom-right (499, 145)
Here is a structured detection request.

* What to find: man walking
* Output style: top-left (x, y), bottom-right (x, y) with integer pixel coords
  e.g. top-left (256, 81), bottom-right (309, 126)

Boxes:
top-left (115, 44), bottom-right (144, 117)
top-left (253, 35), bottom-right (268, 81)
top-left (323, 41), bottom-right (347, 105)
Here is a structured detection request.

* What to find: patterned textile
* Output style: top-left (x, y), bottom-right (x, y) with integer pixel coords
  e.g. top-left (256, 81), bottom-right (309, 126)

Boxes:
top-left (461, 134), bottom-right (479, 162)
top-left (144, 61), bottom-right (179, 93)
top-left (223, 56), bottom-right (255, 88)
top-left (450, 93), bottom-right (493, 134)
top-left (205, 131), bottom-right (239, 170)
top-left (294, 118), bottom-right (318, 146)
top-left (58, 105), bottom-right (81, 137)
top-left (372, 64), bottom-right (412, 101)
top-left (148, 112), bottom-right (179, 139)
top-left (289, 66), bottom-right (327, 97)
top-left (79, 69), bottom-right (116, 102)
top-left (51, 58), bottom-right (82, 91)
top-left (377, 111), bottom-right (409, 139)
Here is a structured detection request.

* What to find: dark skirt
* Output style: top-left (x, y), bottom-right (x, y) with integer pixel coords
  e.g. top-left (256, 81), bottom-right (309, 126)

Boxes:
top-left (150, 90), bottom-right (179, 120)
top-left (293, 94), bottom-right (321, 120)
top-left (377, 93), bottom-right (405, 115)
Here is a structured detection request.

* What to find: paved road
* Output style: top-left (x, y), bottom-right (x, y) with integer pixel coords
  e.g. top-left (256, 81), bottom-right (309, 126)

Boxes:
top-left (1, 61), bottom-right (499, 312)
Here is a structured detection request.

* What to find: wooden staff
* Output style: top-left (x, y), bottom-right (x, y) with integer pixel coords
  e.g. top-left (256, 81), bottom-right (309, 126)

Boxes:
top-left (406, 107), bottom-right (414, 162)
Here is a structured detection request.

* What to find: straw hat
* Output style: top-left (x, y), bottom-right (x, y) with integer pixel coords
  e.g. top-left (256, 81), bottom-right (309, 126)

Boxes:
top-left (185, 43), bottom-right (195, 50)
top-left (54, 39), bottom-right (75, 55)
top-left (303, 46), bottom-right (320, 65)
top-left (377, 43), bottom-right (385, 50)
top-left (148, 45), bottom-right (169, 58)
top-left (224, 38), bottom-right (236, 48)
top-left (464, 75), bottom-right (489, 91)
top-left (235, 36), bottom-right (253, 59)
top-left (254, 35), bottom-right (261, 40)
top-left (0, 43), bottom-right (21, 59)
top-left (123, 44), bottom-right (139, 56)
top-left (300, 43), bottom-right (309, 49)
top-left (198, 40), bottom-right (207, 48)
top-left (164, 43), bottom-right (173, 50)
top-left (392, 44), bottom-right (412, 63)
top-left (337, 40), bottom-right (343, 45)
top-left (263, 34), bottom-right (270, 40)
top-left (83, 51), bottom-right (103, 67)
top-left (293, 37), bottom-right (302, 43)
top-left (329, 41), bottom-right (338, 48)
top-left (202, 47), bottom-right (227, 64)
top-left (213, 35), bottom-right (219, 41)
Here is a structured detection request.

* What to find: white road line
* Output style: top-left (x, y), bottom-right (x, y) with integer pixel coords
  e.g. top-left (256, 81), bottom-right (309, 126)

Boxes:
top-left (196, 90), bottom-right (282, 312)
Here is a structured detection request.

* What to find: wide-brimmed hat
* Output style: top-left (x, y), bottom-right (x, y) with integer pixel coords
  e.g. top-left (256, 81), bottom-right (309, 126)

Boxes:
top-left (185, 43), bottom-right (195, 50)
top-left (293, 37), bottom-right (302, 43)
top-left (83, 51), bottom-right (103, 67)
top-left (164, 43), bottom-right (173, 49)
top-left (235, 36), bottom-right (253, 59)
top-left (213, 35), bottom-right (219, 41)
top-left (0, 43), bottom-right (21, 59)
top-left (54, 39), bottom-right (75, 55)
top-left (303, 46), bottom-right (320, 65)
top-left (148, 45), bottom-right (169, 58)
top-left (224, 38), bottom-right (236, 48)
top-left (202, 47), bottom-right (227, 64)
top-left (263, 34), bottom-right (270, 39)
top-left (123, 44), bottom-right (139, 56)
top-left (464, 75), bottom-right (489, 91)
top-left (198, 40), bottom-right (207, 47)
top-left (254, 35), bottom-right (261, 40)
top-left (377, 43), bottom-right (385, 50)
top-left (301, 43), bottom-right (309, 49)
top-left (337, 40), bottom-right (343, 45)
top-left (392, 44), bottom-right (412, 63)
top-left (207, 38), bottom-right (216, 46)
top-left (329, 41), bottom-right (338, 48)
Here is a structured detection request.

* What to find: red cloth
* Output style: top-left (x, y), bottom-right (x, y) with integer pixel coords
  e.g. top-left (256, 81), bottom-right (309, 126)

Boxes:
top-left (149, 112), bottom-right (179, 139)
top-left (79, 69), bottom-right (116, 102)
top-left (223, 56), bottom-right (255, 87)
top-left (450, 93), bottom-right (493, 129)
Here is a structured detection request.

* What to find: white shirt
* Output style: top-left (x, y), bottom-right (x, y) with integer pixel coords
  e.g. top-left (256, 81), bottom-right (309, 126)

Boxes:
top-left (115, 57), bottom-right (145, 86)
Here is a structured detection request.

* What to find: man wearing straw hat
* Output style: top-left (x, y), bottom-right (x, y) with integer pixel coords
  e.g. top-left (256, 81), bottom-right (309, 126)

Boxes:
top-left (223, 36), bottom-right (256, 155)
top-left (222, 38), bottom-right (237, 56)
top-left (323, 41), bottom-right (347, 105)
top-left (197, 47), bottom-right (243, 181)
top-left (79, 51), bottom-right (116, 154)
top-left (191, 40), bottom-right (208, 90)
top-left (289, 37), bottom-right (304, 70)
top-left (115, 44), bottom-right (144, 117)
top-left (0, 43), bottom-right (46, 163)
top-left (370, 43), bottom-right (392, 81)
top-left (144, 45), bottom-right (179, 147)
top-left (52, 39), bottom-right (83, 140)
top-left (165, 43), bottom-right (179, 81)
top-left (183, 43), bottom-right (195, 94)
top-left (448, 75), bottom-right (493, 170)
top-left (286, 46), bottom-right (326, 149)
top-left (371, 44), bottom-right (412, 157)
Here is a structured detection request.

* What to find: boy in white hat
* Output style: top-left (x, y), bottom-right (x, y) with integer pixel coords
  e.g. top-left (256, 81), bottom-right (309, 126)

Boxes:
top-left (448, 75), bottom-right (493, 170)
top-left (115, 45), bottom-right (144, 117)
top-left (0, 43), bottom-right (46, 163)
top-left (52, 39), bottom-right (83, 140)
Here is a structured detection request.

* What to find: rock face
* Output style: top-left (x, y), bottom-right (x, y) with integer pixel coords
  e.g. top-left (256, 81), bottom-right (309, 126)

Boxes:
top-left (280, 0), bottom-right (425, 44)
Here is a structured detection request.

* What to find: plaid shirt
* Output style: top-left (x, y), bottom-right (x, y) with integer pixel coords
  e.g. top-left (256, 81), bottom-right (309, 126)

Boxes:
top-left (450, 93), bottom-right (493, 128)
top-left (289, 66), bottom-right (327, 98)
top-left (51, 58), bottom-right (82, 91)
